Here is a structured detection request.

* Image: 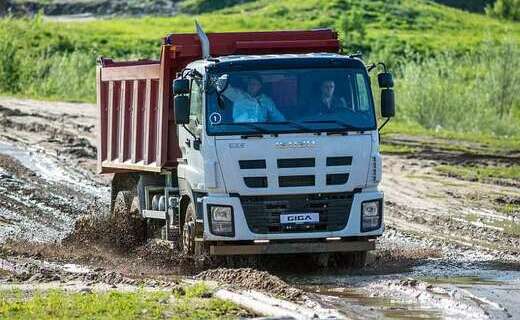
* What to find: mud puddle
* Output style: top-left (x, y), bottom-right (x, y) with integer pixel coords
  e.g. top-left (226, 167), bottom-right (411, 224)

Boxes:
top-left (0, 141), bottom-right (107, 197)
top-left (0, 139), bottom-right (107, 243)
top-left (310, 285), bottom-right (443, 319)
top-left (287, 259), bottom-right (519, 320)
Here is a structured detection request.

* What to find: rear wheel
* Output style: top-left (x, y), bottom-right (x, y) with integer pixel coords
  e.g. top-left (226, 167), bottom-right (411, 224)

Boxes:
top-left (110, 191), bottom-right (146, 249)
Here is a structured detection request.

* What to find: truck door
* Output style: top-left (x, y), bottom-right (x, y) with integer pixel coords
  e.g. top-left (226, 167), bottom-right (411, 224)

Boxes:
top-left (178, 78), bottom-right (205, 190)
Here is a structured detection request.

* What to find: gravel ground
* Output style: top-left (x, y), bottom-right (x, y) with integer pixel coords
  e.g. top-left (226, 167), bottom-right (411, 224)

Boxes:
top-left (0, 97), bottom-right (519, 319)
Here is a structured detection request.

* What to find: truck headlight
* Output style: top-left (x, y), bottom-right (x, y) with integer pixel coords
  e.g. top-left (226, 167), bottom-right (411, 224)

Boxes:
top-left (361, 200), bottom-right (382, 232)
top-left (208, 205), bottom-right (234, 236)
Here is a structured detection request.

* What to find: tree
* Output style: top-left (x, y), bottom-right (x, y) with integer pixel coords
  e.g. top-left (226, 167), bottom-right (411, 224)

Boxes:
top-left (486, 0), bottom-right (520, 21)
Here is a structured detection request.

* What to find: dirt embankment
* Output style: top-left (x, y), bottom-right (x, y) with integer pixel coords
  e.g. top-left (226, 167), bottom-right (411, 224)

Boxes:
top-left (197, 268), bottom-right (303, 301)
top-left (2, 0), bottom-right (179, 17)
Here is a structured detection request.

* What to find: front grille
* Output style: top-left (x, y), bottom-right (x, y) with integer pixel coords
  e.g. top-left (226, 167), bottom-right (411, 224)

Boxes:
top-left (326, 173), bottom-right (349, 185)
top-left (244, 177), bottom-right (268, 188)
top-left (279, 175), bottom-right (315, 187)
top-left (239, 160), bottom-right (266, 169)
top-left (240, 192), bottom-right (353, 234)
top-left (277, 158), bottom-right (315, 168)
top-left (327, 156), bottom-right (352, 166)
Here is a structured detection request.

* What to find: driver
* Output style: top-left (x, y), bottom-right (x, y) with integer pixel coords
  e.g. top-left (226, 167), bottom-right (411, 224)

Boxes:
top-left (222, 75), bottom-right (285, 123)
top-left (316, 80), bottom-right (348, 114)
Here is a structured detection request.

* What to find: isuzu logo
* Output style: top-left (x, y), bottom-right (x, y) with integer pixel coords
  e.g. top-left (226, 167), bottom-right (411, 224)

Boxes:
top-left (275, 140), bottom-right (317, 149)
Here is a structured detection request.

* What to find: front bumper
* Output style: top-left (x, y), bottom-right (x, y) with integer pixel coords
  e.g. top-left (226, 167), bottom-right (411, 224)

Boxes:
top-left (202, 190), bottom-right (384, 242)
top-left (209, 238), bottom-right (376, 256)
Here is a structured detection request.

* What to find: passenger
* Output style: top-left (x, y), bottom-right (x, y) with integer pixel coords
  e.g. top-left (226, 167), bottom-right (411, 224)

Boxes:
top-left (222, 75), bottom-right (285, 123)
top-left (315, 80), bottom-right (348, 114)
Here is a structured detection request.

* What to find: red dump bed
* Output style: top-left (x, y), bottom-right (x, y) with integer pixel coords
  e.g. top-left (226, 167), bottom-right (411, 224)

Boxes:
top-left (97, 29), bottom-right (340, 174)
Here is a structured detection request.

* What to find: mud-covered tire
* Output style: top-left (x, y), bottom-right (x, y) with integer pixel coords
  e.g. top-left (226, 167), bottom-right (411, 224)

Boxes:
top-left (181, 202), bottom-right (197, 255)
top-left (331, 251), bottom-right (368, 269)
top-left (351, 251), bottom-right (368, 269)
top-left (181, 202), bottom-right (208, 258)
top-left (110, 191), bottom-right (146, 249)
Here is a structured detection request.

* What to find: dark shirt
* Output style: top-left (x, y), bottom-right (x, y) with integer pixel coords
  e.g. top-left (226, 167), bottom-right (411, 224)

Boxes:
top-left (315, 96), bottom-right (348, 115)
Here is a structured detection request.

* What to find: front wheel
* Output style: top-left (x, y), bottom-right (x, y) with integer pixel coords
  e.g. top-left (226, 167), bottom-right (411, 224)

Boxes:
top-left (181, 202), bottom-right (208, 257)
top-left (331, 251), bottom-right (368, 269)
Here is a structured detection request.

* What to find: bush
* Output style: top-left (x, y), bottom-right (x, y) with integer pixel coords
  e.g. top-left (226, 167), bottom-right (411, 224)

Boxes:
top-left (337, 9), bottom-right (368, 53)
top-left (181, 0), bottom-right (255, 13)
top-left (396, 39), bottom-right (520, 136)
top-left (486, 0), bottom-right (520, 21)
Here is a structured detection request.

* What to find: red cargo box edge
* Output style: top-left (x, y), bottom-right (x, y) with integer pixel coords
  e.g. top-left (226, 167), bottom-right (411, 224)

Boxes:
top-left (97, 29), bottom-right (340, 174)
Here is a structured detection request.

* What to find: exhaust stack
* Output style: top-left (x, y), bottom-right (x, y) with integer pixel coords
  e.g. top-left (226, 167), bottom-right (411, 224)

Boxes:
top-left (195, 21), bottom-right (210, 59)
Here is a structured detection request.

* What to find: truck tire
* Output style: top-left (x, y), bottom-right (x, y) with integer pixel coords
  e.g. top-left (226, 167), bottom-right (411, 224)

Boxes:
top-left (182, 202), bottom-right (197, 255)
top-left (351, 251), bottom-right (368, 269)
top-left (181, 202), bottom-right (208, 257)
top-left (331, 251), bottom-right (368, 269)
top-left (111, 191), bottom-right (146, 249)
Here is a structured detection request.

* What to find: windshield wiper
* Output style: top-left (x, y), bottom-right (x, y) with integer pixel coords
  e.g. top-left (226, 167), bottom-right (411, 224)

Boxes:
top-left (301, 120), bottom-right (368, 131)
top-left (254, 121), bottom-right (315, 132)
top-left (231, 122), bottom-right (270, 134)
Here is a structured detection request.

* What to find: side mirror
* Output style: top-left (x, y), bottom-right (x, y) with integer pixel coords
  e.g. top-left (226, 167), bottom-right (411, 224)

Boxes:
top-left (381, 88), bottom-right (395, 118)
top-left (377, 72), bottom-right (394, 88)
top-left (174, 96), bottom-right (190, 124)
top-left (173, 79), bottom-right (190, 95)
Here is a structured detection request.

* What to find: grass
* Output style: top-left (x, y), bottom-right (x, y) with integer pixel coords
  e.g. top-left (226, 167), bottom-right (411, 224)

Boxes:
top-left (493, 220), bottom-right (520, 236)
top-left (0, 0), bottom-right (519, 137)
top-left (435, 164), bottom-right (520, 183)
top-left (381, 121), bottom-right (520, 154)
top-left (499, 203), bottom-right (520, 215)
top-left (379, 143), bottom-right (418, 155)
top-left (393, 39), bottom-right (520, 136)
top-left (0, 284), bottom-right (249, 320)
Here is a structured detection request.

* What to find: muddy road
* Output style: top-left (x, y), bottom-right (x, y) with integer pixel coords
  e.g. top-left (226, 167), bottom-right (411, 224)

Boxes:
top-left (0, 97), bottom-right (519, 319)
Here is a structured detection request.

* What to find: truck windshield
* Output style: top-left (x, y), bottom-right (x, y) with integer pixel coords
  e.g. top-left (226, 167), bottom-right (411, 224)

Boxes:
top-left (206, 68), bottom-right (376, 135)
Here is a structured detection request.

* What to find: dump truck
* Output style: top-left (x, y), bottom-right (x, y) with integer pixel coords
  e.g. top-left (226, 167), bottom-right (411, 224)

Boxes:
top-left (96, 25), bottom-right (395, 266)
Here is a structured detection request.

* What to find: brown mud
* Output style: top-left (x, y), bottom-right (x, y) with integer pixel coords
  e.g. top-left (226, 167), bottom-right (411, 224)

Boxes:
top-left (0, 98), bottom-right (519, 319)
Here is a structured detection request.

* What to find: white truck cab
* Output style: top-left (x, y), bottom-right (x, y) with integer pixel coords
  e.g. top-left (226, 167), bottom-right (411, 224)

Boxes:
top-left (173, 53), bottom-right (393, 260)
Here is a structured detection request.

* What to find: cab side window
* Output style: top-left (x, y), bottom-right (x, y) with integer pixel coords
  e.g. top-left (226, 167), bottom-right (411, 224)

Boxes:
top-left (189, 79), bottom-right (203, 134)
top-left (355, 73), bottom-right (370, 112)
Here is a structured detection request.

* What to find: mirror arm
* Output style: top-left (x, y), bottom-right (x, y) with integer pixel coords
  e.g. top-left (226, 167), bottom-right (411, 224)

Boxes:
top-left (367, 63), bottom-right (376, 73)
top-left (377, 62), bottom-right (388, 73)
top-left (182, 124), bottom-right (199, 140)
top-left (378, 117), bottom-right (391, 132)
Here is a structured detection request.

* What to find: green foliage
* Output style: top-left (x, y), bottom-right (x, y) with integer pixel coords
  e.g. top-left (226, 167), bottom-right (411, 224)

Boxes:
top-left (337, 8), bottom-right (367, 52)
top-left (184, 282), bottom-right (211, 298)
top-left (486, 0), bottom-right (520, 21)
top-left (435, 164), bottom-right (520, 182)
top-left (395, 39), bottom-right (520, 136)
top-left (432, 0), bottom-right (493, 13)
top-left (0, 0), bottom-right (519, 136)
top-left (181, 0), bottom-right (256, 13)
top-left (0, 288), bottom-right (246, 320)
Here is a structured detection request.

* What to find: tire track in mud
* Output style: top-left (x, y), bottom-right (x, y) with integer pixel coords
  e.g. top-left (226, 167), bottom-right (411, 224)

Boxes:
top-left (1, 98), bottom-right (520, 319)
top-left (382, 155), bottom-right (520, 257)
